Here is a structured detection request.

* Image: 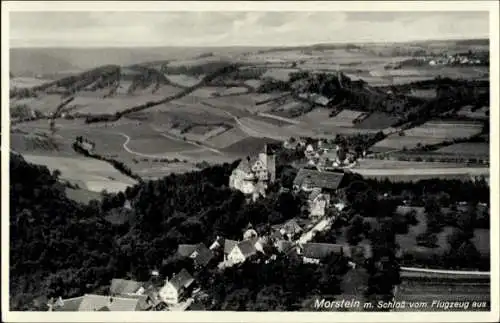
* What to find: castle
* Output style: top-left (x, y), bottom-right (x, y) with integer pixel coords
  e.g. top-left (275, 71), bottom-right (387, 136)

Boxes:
top-left (229, 144), bottom-right (276, 201)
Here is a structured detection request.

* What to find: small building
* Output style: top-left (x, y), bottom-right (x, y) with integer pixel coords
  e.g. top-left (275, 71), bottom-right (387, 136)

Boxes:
top-left (298, 243), bottom-right (352, 264)
top-left (158, 269), bottom-right (195, 305)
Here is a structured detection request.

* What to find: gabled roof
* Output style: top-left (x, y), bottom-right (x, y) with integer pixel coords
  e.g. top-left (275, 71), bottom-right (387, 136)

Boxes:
top-left (293, 168), bottom-right (345, 190)
top-left (54, 294), bottom-right (146, 311)
top-left (109, 279), bottom-right (143, 295)
top-left (282, 219), bottom-right (303, 235)
top-left (190, 243), bottom-right (214, 267)
top-left (224, 239), bottom-right (238, 254)
top-left (302, 243), bottom-right (352, 260)
top-left (237, 239), bottom-right (257, 258)
top-left (169, 269), bottom-right (195, 291)
top-left (177, 244), bottom-right (198, 257)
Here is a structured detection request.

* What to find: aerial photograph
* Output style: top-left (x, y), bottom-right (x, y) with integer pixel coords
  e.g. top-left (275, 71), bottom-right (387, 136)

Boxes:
top-left (5, 7), bottom-right (493, 315)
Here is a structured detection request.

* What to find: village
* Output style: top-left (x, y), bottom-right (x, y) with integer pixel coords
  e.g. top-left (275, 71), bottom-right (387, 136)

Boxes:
top-left (45, 140), bottom-right (377, 312)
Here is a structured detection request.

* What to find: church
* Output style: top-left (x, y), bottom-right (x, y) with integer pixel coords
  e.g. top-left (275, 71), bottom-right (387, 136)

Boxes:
top-left (229, 144), bottom-right (276, 201)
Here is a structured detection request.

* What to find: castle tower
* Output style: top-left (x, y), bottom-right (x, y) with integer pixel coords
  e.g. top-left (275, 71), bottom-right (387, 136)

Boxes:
top-left (258, 144), bottom-right (276, 183)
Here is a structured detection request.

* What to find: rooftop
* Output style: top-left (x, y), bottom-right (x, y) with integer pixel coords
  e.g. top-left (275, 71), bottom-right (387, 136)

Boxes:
top-left (54, 294), bottom-right (148, 311)
top-left (301, 243), bottom-right (352, 260)
top-left (168, 269), bottom-right (195, 291)
top-left (293, 168), bottom-right (345, 190)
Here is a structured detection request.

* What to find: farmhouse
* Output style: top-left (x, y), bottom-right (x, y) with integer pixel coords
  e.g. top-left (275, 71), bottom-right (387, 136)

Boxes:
top-left (51, 294), bottom-right (150, 311)
top-left (298, 243), bottom-right (352, 264)
top-left (293, 168), bottom-right (345, 194)
top-left (224, 236), bottom-right (266, 265)
top-left (158, 269), bottom-right (195, 305)
top-left (229, 144), bottom-right (276, 200)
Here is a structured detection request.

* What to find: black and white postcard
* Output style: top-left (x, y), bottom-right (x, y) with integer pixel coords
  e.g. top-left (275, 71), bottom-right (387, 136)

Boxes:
top-left (2, 1), bottom-right (499, 322)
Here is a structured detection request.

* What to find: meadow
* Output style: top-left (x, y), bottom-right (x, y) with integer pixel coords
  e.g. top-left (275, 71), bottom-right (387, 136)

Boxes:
top-left (372, 121), bottom-right (483, 150)
top-left (22, 154), bottom-right (137, 193)
top-left (434, 142), bottom-right (489, 158)
top-left (456, 105), bottom-right (489, 120)
top-left (355, 111), bottom-right (400, 129)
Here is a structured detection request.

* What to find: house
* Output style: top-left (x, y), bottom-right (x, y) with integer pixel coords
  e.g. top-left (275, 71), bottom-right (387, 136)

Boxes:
top-left (298, 243), bottom-right (352, 264)
top-left (226, 239), bottom-right (259, 265)
top-left (158, 269), bottom-right (195, 305)
top-left (223, 239), bottom-right (239, 261)
top-left (308, 190), bottom-right (331, 219)
top-left (293, 168), bottom-right (345, 193)
top-left (109, 279), bottom-right (145, 296)
top-left (177, 243), bottom-right (214, 268)
top-left (52, 294), bottom-right (149, 311)
top-left (229, 144), bottom-right (276, 197)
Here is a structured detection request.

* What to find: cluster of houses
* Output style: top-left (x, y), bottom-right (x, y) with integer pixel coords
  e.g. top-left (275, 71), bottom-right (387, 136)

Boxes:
top-left (45, 215), bottom-right (372, 312)
top-left (428, 53), bottom-right (484, 66)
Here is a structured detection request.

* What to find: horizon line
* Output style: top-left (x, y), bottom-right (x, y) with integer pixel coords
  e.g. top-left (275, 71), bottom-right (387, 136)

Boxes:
top-left (9, 36), bottom-right (490, 50)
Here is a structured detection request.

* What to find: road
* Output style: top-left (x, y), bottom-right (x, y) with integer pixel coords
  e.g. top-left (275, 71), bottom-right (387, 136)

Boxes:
top-left (116, 132), bottom-right (203, 160)
top-left (257, 112), bottom-right (301, 125)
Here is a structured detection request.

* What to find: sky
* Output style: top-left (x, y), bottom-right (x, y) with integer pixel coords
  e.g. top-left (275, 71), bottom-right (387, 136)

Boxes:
top-left (9, 11), bottom-right (489, 48)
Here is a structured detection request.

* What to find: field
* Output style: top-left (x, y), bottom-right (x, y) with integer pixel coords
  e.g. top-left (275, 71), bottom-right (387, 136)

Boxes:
top-left (11, 94), bottom-right (64, 114)
top-left (222, 136), bottom-right (281, 156)
top-left (261, 68), bottom-right (300, 81)
top-left (204, 127), bottom-right (248, 149)
top-left (410, 88), bottom-right (437, 99)
top-left (164, 73), bottom-right (203, 87)
top-left (65, 187), bottom-right (103, 204)
top-left (372, 121), bottom-right (483, 150)
top-left (10, 77), bottom-right (52, 89)
top-left (355, 159), bottom-right (472, 169)
top-left (355, 112), bottom-right (400, 129)
top-left (435, 142), bottom-right (489, 158)
top-left (22, 154), bottom-right (137, 193)
top-left (351, 167), bottom-right (489, 181)
top-left (394, 279), bottom-right (490, 311)
top-left (215, 87), bottom-right (249, 96)
top-left (323, 109), bottom-right (367, 127)
top-left (456, 105), bottom-right (489, 120)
